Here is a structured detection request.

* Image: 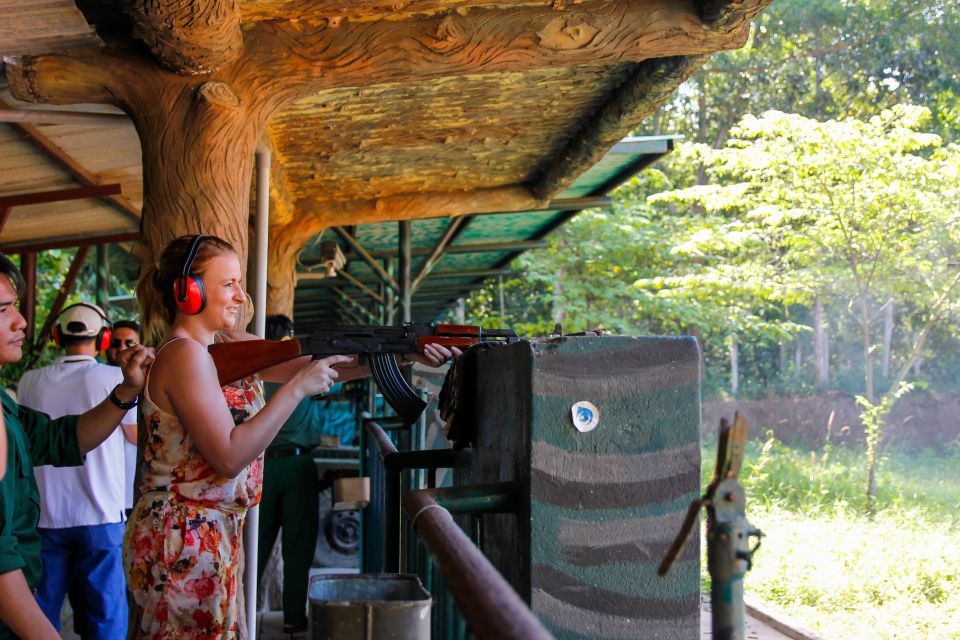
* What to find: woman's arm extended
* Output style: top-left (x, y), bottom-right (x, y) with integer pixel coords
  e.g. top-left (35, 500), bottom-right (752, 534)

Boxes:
top-left (156, 338), bottom-right (348, 478)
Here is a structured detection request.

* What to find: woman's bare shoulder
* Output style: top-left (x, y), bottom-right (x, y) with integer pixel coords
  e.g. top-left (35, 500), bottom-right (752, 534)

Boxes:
top-left (152, 337), bottom-right (214, 376)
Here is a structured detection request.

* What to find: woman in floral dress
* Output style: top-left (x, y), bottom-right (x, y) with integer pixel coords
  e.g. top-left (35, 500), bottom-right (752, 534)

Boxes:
top-left (125, 235), bottom-right (456, 639)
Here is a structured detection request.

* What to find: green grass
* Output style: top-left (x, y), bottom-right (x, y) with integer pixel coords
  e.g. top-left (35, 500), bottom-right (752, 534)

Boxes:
top-left (702, 435), bottom-right (960, 639)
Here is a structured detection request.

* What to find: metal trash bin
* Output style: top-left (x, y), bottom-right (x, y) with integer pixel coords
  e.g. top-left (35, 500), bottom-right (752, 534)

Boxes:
top-left (308, 573), bottom-right (431, 640)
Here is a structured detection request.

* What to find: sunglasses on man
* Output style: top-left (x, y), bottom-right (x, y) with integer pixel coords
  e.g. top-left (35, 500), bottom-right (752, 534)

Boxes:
top-left (109, 338), bottom-right (139, 349)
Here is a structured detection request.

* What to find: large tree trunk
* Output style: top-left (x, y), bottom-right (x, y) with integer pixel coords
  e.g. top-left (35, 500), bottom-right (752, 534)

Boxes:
top-left (133, 81), bottom-right (264, 271)
top-left (882, 298), bottom-right (894, 378)
top-left (860, 295), bottom-right (875, 403)
top-left (729, 334), bottom-right (739, 396)
top-left (813, 298), bottom-right (829, 389)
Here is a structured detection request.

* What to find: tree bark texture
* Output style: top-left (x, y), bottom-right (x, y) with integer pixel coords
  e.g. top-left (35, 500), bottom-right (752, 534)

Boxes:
top-left (266, 223), bottom-right (308, 318)
top-left (860, 296), bottom-right (875, 403)
top-left (882, 298), bottom-right (894, 378)
top-left (729, 334), bottom-right (739, 396)
top-left (123, 0), bottom-right (243, 74)
top-left (813, 298), bottom-right (828, 389)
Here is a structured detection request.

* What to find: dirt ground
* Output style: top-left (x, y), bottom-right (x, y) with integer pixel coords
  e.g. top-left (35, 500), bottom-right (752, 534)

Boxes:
top-left (703, 391), bottom-right (960, 448)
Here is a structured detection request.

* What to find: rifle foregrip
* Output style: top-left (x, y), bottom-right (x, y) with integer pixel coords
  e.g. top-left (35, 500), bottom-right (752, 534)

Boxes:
top-left (368, 353), bottom-right (427, 424)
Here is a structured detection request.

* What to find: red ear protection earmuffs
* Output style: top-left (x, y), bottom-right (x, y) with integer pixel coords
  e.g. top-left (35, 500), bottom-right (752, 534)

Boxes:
top-left (173, 234), bottom-right (208, 315)
top-left (52, 303), bottom-right (112, 352)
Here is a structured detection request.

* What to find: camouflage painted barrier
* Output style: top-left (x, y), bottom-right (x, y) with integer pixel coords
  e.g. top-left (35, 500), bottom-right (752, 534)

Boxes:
top-left (454, 336), bottom-right (701, 640)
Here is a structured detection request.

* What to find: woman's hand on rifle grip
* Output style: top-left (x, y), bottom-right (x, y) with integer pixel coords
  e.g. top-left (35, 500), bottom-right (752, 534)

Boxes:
top-left (290, 355), bottom-right (353, 399)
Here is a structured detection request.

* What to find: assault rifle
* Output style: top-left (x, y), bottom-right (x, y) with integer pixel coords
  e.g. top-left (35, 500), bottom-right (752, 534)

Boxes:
top-left (208, 323), bottom-right (520, 424)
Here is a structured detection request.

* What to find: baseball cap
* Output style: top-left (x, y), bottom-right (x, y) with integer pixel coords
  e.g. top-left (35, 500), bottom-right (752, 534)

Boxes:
top-left (57, 303), bottom-right (108, 338)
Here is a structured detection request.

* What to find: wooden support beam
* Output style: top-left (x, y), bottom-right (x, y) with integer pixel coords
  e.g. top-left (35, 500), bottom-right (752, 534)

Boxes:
top-left (0, 1), bottom-right (100, 57)
top-left (0, 231), bottom-right (140, 254)
top-left (332, 227), bottom-right (399, 293)
top-left (0, 109), bottom-right (128, 127)
top-left (0, 184), bottom-right (122, 209)
top-left (20, 252), bottom-right (36, 346)
top-left (333, 269), bottom-right (385, 306)
top-left (0, 208), bottom-right (12, 237)
top-left (246, 0), bottom-right (767, 101)
top-left (298, 192), bottom-right (610, 230)
top-left (410, 216), bottom-right (470, 295)
top-left (36, 245), bottom-right (90, 348)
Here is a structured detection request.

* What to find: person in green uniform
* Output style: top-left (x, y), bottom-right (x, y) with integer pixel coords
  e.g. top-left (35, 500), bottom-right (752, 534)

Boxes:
top-left (256, 315), bottom-right (355, 634)
top-left (0, 253), bottom-right (154, 640)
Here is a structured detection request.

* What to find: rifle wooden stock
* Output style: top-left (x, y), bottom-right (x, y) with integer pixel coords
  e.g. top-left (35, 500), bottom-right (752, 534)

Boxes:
top-left (209, 339), bottom-right (304, 386)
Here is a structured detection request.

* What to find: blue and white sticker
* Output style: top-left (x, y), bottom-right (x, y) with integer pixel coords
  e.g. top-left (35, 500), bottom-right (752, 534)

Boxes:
top-left (571, 401), bottom-right (600, 433)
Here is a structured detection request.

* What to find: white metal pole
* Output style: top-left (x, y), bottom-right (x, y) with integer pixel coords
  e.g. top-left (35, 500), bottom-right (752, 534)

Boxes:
top-left (246, 146), bottom-right (270, 639)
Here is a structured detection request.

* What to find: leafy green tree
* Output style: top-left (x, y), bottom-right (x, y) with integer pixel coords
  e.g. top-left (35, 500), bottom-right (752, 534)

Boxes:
top-left (653, 106), bottom-right (960, 509)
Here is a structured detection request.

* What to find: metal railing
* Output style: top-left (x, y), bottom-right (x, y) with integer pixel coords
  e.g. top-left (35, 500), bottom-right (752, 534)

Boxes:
top-left (362, 418), bottom-right (554, 640)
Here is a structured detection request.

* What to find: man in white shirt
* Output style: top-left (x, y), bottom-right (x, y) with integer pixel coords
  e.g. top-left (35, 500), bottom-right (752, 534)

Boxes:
top-left (18, 303), bottom-right (135, 639)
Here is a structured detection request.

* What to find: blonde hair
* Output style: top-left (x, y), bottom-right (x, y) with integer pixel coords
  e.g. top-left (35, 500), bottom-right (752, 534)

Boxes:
top-left (136, 235), bottom-right (238, 344)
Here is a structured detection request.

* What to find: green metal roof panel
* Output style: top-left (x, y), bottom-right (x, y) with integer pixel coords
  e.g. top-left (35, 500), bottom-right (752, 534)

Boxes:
top-left (293, 134), bottom-right (680, 325)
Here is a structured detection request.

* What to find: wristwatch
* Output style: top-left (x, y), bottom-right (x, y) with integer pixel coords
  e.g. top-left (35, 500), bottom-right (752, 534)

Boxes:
top-left (109, 386), bottom-right (139, 410)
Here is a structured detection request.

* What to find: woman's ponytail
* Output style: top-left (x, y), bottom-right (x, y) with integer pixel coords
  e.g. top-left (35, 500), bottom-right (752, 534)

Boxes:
top-left (136, 262), bottom-right (174, 346)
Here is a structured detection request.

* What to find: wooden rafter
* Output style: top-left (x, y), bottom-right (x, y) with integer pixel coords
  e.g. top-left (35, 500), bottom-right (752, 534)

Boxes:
top-left (0, 0), bottom-right (100, 57)
top-left (0, 184), bottom-right (121, 208)
top-left (332, 227), bottom-right (400, 293)
top-left (0, 108), bottom-right (128, 127)
top-left (333, 270), bottom-right (385, 306)
top-left (0, 231), bottom-right (140, 254)
top-left (35, 244), bottom-right (90, 349)
top-left (410, 216), bottom-right (470, 295)
top-left (20, 252), bottom-right (36, 346)
top-left (0, 208), bottom-right (11, 237)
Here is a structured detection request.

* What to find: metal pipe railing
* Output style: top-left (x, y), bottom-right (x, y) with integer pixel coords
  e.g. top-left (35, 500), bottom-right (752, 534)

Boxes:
top-left (365, 421), bottom-right (469, 572)
top-left (404, 488), bottom-right (554, 640)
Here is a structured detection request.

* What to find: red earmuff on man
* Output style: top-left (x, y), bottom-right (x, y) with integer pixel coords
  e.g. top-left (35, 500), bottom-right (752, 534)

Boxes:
top-left (52, 303), bottom-right (113, 353)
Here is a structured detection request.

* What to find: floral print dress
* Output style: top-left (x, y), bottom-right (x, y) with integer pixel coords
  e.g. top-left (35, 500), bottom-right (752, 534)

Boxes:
top-left (124, 339), bottom-right (265, 640)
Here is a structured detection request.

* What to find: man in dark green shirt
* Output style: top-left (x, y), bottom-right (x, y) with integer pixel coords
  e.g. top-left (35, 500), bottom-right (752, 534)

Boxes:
top-left (256, 315), bottom-right (355, 634)
top-left (0, 253), bottom-right (153, 640)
